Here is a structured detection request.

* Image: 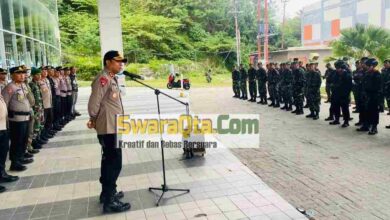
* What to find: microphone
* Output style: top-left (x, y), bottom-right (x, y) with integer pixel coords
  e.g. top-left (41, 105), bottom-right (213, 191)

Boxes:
top-left (122, 71), bottom-right (144, 80)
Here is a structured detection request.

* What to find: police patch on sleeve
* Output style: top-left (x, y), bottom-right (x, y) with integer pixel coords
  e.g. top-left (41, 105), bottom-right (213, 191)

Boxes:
top-left (99, 76), bottom-right (108, 87)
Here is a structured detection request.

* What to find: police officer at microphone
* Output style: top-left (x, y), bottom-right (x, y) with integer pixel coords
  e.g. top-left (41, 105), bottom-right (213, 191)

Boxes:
top-left (87, 50), bottom-right (130, 213)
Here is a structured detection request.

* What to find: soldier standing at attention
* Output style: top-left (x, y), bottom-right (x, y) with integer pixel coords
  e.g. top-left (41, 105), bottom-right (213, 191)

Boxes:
top-left (29, 67), bottom-right (47, 151)
top-left (363, 58), bottom-right (382, 135)
top-left (280, 62), bottom-right (293, 111)
top-left (59, 67), bottom-right (68, 124)
top-left (256, 62), bottom-right (268, 105)
top-left (291, 62), bottom-right (305, 115)
top-left (0, 68), bottom-right (7, 91)
top-left (232, 66), bottom-right (241, 98)
top-left (329, 60), bottom-right (353, 127)
top-left (40, 67), bottom-right (55, 139)
top-left (239, 64), bottom-right (248, 100)
top-left (70, 66), bottom-right (81, 117)
top-left (305, 62), bottom-right (322, 120)
top-left (248, 64), bottom-right (257, 102)
top-left (324, 63), bottom-right (334, 103)
top-left (2, 66), bottom-right (32, 171)
top-left (64, 67), bottom-right (73, 122)
top-left (87, 51), bottom-right (130, 213)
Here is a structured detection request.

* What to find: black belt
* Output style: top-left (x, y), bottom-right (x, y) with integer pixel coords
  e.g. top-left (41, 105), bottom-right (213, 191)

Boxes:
top-left (9, 111), bottom-right (30, 116)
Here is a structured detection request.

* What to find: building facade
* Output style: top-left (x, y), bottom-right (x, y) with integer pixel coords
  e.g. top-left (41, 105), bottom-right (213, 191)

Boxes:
top-left (0, 0), bottom-right (61, 69)
top-left (301, 0), bottom-right (390, 46)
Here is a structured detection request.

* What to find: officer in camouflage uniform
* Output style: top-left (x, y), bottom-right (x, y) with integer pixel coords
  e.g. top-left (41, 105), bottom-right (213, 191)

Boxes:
top-left (232, 66), bottom-right (241, 98)
top-left (324, 63), bottom-right (334, 103)
top-left (248, 64), bottom-right (257, 102)
top-left (256, 62), bottom-right (267, 104)
top-left (268, 63), bottom-right (280, 107)
top-left (305, 61), bottom-right (322, 120)
top-left (239, 64), bottom-right (248, 100)
top-left (29, 68), bottom-right (46, 150)
top-left (280, 62), bottom-right (293, 111)
top-left (291, 62), bottom-right (305, 115)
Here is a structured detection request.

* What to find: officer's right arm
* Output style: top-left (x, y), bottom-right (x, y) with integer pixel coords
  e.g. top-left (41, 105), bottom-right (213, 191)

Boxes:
top-left (88, 75), bottom-right (110, 122)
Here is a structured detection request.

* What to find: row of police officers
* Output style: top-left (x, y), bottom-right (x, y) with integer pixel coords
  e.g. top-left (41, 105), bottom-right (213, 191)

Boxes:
top-left (0, 65), bottom-right (80, 193)
top-left (232, 58), bottom-right (390, 135)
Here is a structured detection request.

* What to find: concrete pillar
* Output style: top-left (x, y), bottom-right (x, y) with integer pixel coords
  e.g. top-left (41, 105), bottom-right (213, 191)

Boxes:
top-left (97, 0), bottom-right (124, 66)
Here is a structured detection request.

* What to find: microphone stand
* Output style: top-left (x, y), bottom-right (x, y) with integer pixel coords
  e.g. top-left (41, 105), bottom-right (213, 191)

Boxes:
top-left (129, 77), bottom-right (190, 206)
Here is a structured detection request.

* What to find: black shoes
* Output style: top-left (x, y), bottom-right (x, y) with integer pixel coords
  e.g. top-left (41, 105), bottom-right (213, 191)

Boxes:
top-left (20, 158), bottom-right (34, 165)
top-left (24, 152), bottom-right (34, 159)
top-left (386, 125), bottom-right (390, 129)
top-left (0, 171), bottom-right (19, 183)
top-left (357, 127), bottom-right (369, 132)
top-left (103, 199), bottom-right (131, 213)
top-left (0, 185), bottom-right (5, 193)
top-left (99, 191), bottom-right (125, 204)
top-left (368, 126), bottom-right (378, 135)
top-left (325, 117), bottom-right (334, 121)
top-left (341, 122), bottom-right (349, 128)
top-left (10, 163), bottom-right (27, 171)
top-left (329, 121), bottom-right (340, 125)
top-left (306, 113), bottom-right (315, 118)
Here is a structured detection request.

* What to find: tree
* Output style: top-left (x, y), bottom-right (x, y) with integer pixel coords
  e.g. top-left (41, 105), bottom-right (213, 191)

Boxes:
top-left (331, 24), bottom-right (390, 64)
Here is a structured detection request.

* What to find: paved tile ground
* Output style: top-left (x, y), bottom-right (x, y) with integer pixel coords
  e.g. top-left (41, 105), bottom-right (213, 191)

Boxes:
top-left (0, 87), bottom-right (306, 220)
top-left (189, 87), bottom-right (390, 220)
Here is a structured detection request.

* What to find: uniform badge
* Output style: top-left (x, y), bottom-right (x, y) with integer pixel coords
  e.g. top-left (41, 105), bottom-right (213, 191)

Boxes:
top-left (100, 77), bottom-right (108, 87)
top-left (17, 94), bottom-right (24, 101)
top-left (112, 93), bottom-right (118, 99)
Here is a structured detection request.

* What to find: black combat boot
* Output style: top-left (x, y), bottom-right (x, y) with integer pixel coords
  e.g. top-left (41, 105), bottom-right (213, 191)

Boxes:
top-left (329, 119), bottom-right (340, 125)
top-left (368, 125), bottom-right (378, 135)
top-left (357, 125), bottom-right (369, 132)
top-left (296, 107), bottom-right (304, 115)
top-left (10, 162), bottom-right (27, 171)
top-left (306, 111), bottom-right (315, 118)
top-left (286, 104), bottom-right (292, 111)
top-left (103, 197), bottom-right (131, 213)
top-left (313, 111), bottom-right (319, 120)
top-left (341, 121), bottom-right (349, 128)
top-left (273, 102), bottom-right (280, 108)
top-left (280, 104), bottom-right (287, 110)
top-left (100, 191), bottom-right (124, 204)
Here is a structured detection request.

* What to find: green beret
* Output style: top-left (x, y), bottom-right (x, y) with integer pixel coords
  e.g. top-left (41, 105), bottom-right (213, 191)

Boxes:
top-left (31, 67), bottom-right (42, 76)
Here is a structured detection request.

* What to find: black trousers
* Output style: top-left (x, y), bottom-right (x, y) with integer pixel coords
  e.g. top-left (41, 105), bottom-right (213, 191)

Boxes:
top-left (55, 96), bottom-right (62, 122)
top-left (61, 97), bottom-right (67, 118)
top-left (97, 134), bottom-right (122, 202)
top-left (44, 108), bottom-right (53, 129)
top-left (67, 95), bottom-right (73, 117)
top-left (0, 130), bottom-right (9, 172)
top-left (9, 121), bottom-right (29, 164)
top-left (333, 101), bottom-right (350, 123)
top-left (367, 100), bottom-right (380, 126)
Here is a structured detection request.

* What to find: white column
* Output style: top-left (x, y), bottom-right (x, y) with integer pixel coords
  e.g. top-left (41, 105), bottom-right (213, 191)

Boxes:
top-left (97, 0), bottom-right (123, 66)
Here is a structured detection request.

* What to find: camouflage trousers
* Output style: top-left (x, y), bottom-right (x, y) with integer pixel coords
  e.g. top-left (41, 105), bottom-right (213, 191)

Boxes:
top-left (249, 81), bottom-right (257, 99)
top-left (293, 90), bottom-right (304, 108)
top-left (307, 90), bottom-right (321, 112)
top-left (233, 81), bottom-right (240, 96)
top-left (240, 81), bottom-right (248, 97)
top-left (281, 85), bottom-right (293, 106)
